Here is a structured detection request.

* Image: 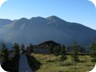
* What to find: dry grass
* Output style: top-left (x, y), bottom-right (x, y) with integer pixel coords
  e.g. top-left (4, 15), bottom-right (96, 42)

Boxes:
top-left (32, 54), bottom-right (95, 72)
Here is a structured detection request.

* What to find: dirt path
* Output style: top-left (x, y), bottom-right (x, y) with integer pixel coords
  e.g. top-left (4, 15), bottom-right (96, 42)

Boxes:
top-left (19, 54), bottom-right (33, 72)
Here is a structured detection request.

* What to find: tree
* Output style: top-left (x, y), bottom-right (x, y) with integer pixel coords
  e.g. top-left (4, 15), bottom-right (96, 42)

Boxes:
top-left (71, 42), bottom-right (79, 62)
top-left (1, 44), bottom-right (9, 63)
top-left (29, 44), bottom-right (33, 53)
top-left (27, 44), bottom-right (33, 54)
top-left (49, 43), bottom-right (54, 54)
top-left (60, 45), bottom-right (67, 61)
top-left (20, 44), bottom-right (25, 54)
top-left (90, 41), bottom-right (96, 62)
top-left (12, 43), bottom-right (20, 56)
top-left (54, 46), bottom-right (61, 56)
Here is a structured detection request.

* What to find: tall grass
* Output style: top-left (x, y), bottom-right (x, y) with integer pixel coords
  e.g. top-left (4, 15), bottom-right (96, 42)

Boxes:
top-left (32, 54), bottom-right (95, 72)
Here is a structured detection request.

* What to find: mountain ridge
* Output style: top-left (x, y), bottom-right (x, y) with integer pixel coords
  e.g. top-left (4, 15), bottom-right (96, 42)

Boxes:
top-left (0, 19), bottom-right (13, 29)
top-left (0, 16), bottom-right (96, 46)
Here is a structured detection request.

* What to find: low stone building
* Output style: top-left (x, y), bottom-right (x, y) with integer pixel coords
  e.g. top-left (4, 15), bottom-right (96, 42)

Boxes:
top-left (33, 41), bottom-right (60, 54)
top-left (33, 45), bottom-right (49, 54)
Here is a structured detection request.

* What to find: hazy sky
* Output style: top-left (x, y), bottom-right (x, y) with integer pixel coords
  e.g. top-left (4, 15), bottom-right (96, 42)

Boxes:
top-left (0, 0), bottom-right (96, 30)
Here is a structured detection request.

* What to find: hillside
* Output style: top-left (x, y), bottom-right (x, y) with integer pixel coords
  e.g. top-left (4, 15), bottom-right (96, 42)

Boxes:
top-left (0, 16), bottom-right (96, 46)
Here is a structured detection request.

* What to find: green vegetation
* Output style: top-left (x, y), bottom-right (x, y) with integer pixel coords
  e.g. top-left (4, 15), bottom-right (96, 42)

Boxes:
top-left (26, 44), bottom-right (33, 54)
top-left (26, 54), bottom-right (41, 72)
top-left (12, 43), bottom-right (20, 56)
top-left (1, 55), bottom-right (20, 72)
top-left (32, 54), bottom-right (95, 72)
top-left (0, 41), bottom-right (96, 72)
top-left (1, 44), bottom-right (9, 63)
top-left (71, 42), bottom-right (80, 62)
top-left (0, 43), bottom-right (20, 72)
top-left (20, 44), bottom-right (25, 53)
top-left (90, 41), bottom-right (96, 62)
top-left (59, 45), bottom-right (67, 61)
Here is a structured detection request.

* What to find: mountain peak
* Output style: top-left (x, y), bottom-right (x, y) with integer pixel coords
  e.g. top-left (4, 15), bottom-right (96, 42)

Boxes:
top-left (48, 15), bottom-right (58, 18)
top-left (19, 18), bottom-right (28, 21)
top-left (46, 16), bottom-right (67, 24)
top-left (30, 16), bottom-right (45, 20)
top-left (30, 16), bottom-right (47, 23)
top-left (47, 15), bottom-right (59, 20)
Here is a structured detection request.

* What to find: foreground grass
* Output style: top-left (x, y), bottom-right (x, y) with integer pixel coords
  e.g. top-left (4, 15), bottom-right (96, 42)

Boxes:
top-left (32, 54), bottom-right (95, 72)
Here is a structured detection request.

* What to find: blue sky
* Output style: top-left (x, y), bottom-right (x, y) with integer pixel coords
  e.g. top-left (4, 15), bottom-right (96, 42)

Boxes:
top-left (0, 0), bottom-right (96, 30)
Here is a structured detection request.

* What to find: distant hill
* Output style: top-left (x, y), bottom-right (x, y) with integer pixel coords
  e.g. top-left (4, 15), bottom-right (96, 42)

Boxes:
top-left (0, 16), bottom-right (96, 46)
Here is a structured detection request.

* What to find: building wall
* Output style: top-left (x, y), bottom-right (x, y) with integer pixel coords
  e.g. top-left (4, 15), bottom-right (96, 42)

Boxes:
top-left (33, 46), bottom-right (50, 54)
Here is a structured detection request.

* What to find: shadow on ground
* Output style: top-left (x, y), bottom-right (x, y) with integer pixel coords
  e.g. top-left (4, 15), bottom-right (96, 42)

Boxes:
top-left (1, 55), bottom-right (20, 72)
top-left (26, 54), bottom-right (41, 72)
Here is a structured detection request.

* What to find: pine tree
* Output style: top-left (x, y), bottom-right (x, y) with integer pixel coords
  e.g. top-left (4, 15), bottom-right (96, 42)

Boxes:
top-left (13, 43), bottom-right (20, 56)
top-left (71, 42), bottom-right (79, 62)
top-left (20, 44), bottom-right (25, 54)
top-left (54, 46), bottom-right (61, 56)
top-left (49, 43), bottom-right (54, 54)
top-left (1, 44), bottom-right (9, 63)
top-left (27, 44), bottom-right (33, 54)
top-left (60, 45), bottom-right (67, 61)
top-left (90, 41), bottom-right (96, 62)
top-left (29, 44), bottom-right (33, 53)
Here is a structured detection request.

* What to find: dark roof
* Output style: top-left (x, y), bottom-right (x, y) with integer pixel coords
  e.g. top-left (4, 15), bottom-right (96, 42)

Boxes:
top-left (38, 40), bottom-right (60, 46)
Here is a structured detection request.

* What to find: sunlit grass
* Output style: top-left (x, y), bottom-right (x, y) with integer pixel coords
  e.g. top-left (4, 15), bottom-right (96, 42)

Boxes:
top-left (32, 54), bottom-right (95, 72)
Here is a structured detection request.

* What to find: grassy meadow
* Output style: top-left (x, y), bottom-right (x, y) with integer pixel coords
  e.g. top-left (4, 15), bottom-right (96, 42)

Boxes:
top-left (31, 54), bottom-right (95, 72)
